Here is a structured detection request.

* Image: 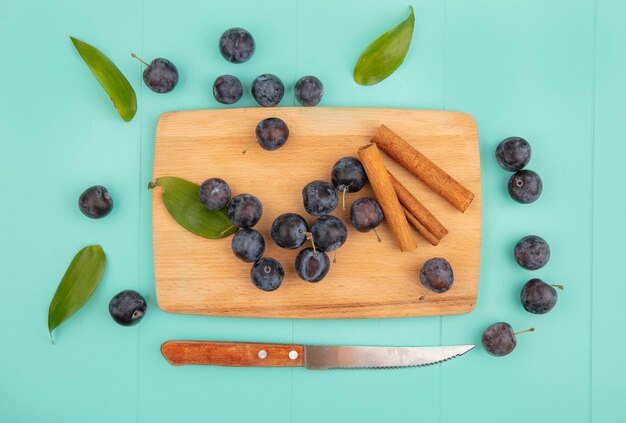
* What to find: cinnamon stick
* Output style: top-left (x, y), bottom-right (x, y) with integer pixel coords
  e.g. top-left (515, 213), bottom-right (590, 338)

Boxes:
top-left (358, 144), bottom-right (417, 252)
top-left (388, 171), bottom-right (448, 240)
top-left (403, 207), bottom-right (440, 246)
top-left (372, 125), bottom-right (474, 212)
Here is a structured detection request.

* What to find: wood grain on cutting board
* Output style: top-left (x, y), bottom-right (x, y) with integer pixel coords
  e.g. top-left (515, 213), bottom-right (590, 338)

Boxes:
top-left (151, 108), bottom-right (481, 318)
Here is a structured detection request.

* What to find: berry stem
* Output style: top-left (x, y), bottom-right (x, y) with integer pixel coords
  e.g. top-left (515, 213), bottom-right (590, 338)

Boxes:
top-left (551, 284), bottom-right (565, 291)
top-left (514, 328), bottom-right (535, 336)
top-left (373, 228), bottom-right (382, 242)
top-left (131, 53), bottom-right (150, 67)
top-left (342, 188), bottom-right (347, 211)
top-left (304, 231), bottom-right (317, 256)
top-left (333, 250), bottom-right (337, 264)
top-left (419, 290), bottom-right (430, 301)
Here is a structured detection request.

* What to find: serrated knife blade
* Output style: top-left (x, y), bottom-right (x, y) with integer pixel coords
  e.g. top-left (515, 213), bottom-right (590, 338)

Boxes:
top-left (161, 341), bottom-right (474, 370)
top-left (304, 344), bottom-right (474, 369)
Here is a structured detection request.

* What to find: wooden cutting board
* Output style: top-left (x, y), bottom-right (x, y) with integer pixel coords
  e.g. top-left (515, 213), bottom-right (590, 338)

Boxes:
top-left (152, 108), bottom-right (481, 319)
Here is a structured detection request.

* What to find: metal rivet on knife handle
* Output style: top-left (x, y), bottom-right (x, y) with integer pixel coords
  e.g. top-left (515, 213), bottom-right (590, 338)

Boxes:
top-left (258, 349), bottom-right (268, 359)
top-left (289, 350), bottom-right (299, 360)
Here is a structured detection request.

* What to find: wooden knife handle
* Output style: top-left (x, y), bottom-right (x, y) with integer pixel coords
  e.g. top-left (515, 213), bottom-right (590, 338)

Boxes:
top-left (161, 341), bottom-right (305, 367)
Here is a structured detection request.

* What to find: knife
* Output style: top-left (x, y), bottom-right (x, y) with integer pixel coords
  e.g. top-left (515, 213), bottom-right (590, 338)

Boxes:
top-left (161, 341), bottom-right (474, 370)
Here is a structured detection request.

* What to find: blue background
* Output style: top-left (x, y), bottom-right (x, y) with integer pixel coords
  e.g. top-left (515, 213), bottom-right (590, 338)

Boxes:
top-left (0, 0), bottom-right (624, 421)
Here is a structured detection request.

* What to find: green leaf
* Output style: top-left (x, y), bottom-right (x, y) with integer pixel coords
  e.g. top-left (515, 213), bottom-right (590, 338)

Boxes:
top-left (70, 36), bottom-right (137, 122)
top-left (150, 176), bottom-right (238, 239)
top-left (48, 245), bottom-right (106, 343)
top-left (353, 6), bottom-right (415, 85)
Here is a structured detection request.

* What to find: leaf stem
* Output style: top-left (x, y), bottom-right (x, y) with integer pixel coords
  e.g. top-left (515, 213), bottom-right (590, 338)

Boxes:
top-left (219, 225), bottom-right (236, 236)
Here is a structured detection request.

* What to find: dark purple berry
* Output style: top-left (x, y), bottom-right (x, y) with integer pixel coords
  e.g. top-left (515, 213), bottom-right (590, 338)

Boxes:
top-left (350, 197), bottom-right (384, 232)
top-left (271, 213), bottom-right (309, 250)
top-left (295, 248), bottom-right (330, 283)
top-left (199, 178), bottom-right (231, 210)
top-left (419, 257), bottom-right (453, 293)
top-left (231, 229), bottom-right (265, 263)
top-left (295, 75), bottom-right (324, 106)
top-left (481, 322), bottom-right (516, 357)
top-left (496, 137), bottom-right (531, 172)
top-left (251, 74), bottom-right (284, 107)
top-left (508, 169), bottom-right (543, 203)
top-left (520, 279), bottom-right (559, 314)
top-left (78, 185), bottom-right (113, 219)
top-left (213, 75), bottom-right (243, 104)
top-left (109, 290), bottom-right (147, 326)
top-left (256, 117), bottom-right (289, 151)
top-left (311, 215), bottom-right (347, 252)
top-left (514, 235), bottom-right (550, 270)
top-left (219, 27), bottom-right (255, 64)
top-left (227, 194), bottom-right (262, 228)
top-left (138, 56), bottom-right (178, 94)
top-left (332, 157), bottom-right (366, 193)
top-left (251, 258), bottom-right (284, 291)
top-left (303, 180), bottom-right (338, 216)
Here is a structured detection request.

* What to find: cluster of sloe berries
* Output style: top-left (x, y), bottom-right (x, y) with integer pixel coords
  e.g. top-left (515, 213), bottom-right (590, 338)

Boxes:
top-left (130, 27), bottom-right (324, 107)
top-left (198, 178), bottom-right (275, 290)
top-left (496, 136), bottom-right (542, 203)
top-left (482, 137), bottom-right (563, 357)
top-left (272, 156), bottom-right (383, 285)
top-left (514, 234), bottom-right (561, 315)
top-left (215, 72), bottom-right (323, 108)
top-left (197, 153), bottom-right (389, 291)
top-left (213, 28), bottom-right (324, 107)
top-left (330, 157), bottom-right (385, 240)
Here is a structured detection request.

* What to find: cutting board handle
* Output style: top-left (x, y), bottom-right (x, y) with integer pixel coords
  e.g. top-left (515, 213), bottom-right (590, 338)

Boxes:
top-left (161, 341), bottom-right (305, 367)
